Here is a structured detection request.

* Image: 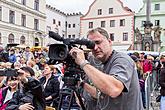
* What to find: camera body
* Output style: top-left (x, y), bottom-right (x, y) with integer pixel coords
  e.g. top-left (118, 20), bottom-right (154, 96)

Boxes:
top-left (0, 68), bottom-right (19, 77)
top-left (48, 31), bottom-right (95, 87)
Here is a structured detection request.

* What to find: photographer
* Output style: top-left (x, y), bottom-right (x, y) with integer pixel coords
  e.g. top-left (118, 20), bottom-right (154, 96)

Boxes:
top-left (69, 27), bottom-right (143, 110)
top-left (6, 66), bottom-right (46, 110)
top-left (0, 76), bottom-right (19, 110)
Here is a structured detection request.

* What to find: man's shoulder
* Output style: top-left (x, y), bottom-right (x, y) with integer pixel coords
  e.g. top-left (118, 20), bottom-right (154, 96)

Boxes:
top-left (111, 50), bottom-right (131, 61)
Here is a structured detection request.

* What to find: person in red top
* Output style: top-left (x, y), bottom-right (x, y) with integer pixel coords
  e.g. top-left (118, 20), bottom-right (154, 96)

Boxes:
top-left (143, 55), bottom-right (153, 74)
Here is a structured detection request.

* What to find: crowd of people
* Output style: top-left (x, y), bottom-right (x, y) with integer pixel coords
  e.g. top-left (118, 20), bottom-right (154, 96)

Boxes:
top-left (0, 27), bottom-right (164, 110)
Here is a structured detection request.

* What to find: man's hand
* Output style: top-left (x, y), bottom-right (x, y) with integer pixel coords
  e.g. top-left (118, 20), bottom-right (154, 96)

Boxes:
top-left (17, 69), bottom-right (28, 83)
top-left (18, 103), bottom-right (34, 110)
top-left (69, 47), bottom-right (86, 65)
top-left (45, 96), bottom-right (52, 100)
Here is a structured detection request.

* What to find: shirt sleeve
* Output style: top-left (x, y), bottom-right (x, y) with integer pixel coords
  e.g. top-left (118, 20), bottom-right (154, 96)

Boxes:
top-left (108, 57), bottom-right (134, 92)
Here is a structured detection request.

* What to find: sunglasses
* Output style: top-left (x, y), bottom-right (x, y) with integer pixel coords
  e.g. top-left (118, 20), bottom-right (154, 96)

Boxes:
top-left (8, 77), bottom-right (18, 81)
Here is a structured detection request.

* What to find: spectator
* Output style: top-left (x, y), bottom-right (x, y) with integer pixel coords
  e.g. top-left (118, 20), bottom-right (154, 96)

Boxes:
top-left (159, 60), bottom-right (165, 110)
top-left (23, 47), bottom-right (34, 61)
top-left (8, 49), bottom-right (16, 64)
top-left (39, 64), bottom-right (60, 109)
top-left (6, 66), bottom-right (46, 110)
top-left (0, 76), bottom-right (19, 110)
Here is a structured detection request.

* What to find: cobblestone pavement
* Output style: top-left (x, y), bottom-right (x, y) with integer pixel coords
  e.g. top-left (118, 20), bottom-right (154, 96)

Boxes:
top-left (149, 88), bottom-right (160, 110)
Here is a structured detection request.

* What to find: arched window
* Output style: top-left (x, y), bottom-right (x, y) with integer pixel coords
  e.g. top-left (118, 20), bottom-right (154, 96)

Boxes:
top-left (8, 33), bottom-right (14, 43)
top-left (20, 36), bottom-right (25, 44)
top-left (35, 38), bottom-right (39, 46)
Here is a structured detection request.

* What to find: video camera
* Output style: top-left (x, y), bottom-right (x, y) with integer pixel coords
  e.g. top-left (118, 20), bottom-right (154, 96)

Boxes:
top-left (48, 31), bottom-right (95, 61)
top-left (48, 31), bottom-right (95, 86)
top-left (0, 68), bottom-right (20, 77)
top-left (48, 31), bottom-right (94, 110)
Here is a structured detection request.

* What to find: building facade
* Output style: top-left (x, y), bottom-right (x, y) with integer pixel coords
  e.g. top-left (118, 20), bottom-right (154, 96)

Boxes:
top-left (46, 5), bottom-right (83, 46)
top-left (0, 0), bottom-right (46, 47)
top-left (80, 0), bottom-right (134, 51)
top-left (135, 0), bottom-right (165, 51)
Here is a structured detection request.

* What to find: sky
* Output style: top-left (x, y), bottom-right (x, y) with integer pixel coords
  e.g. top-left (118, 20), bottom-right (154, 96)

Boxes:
top-left (46, 0), bottom-right (144, 14)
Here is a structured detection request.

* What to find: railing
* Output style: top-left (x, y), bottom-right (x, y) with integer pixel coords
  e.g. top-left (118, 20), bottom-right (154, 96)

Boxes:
top-left (145, 69), bottom-right (159, 110)
top-left (145, 72), bottom-right (151, 110)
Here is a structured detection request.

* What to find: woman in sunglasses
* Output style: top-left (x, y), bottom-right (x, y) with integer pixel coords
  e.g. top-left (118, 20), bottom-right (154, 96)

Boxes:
top-left (6, 66), bottom-right (46, 110)
top-left (0, 76), bottom-right (19, 110)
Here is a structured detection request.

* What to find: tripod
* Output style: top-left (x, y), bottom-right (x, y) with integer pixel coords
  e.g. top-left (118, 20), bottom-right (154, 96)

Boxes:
top-left (58, 86), bottom-right (86, 110)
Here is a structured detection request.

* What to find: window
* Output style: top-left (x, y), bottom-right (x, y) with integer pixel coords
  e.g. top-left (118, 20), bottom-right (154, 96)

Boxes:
top-left (155, 4), bottom-right (160, 10)
top-left (110, 33), bottom-right (114, 41)
top-left (0, 7), bottom-right (2, 21)
top-left (155, 20), bottom-right (160, 26)
top-left (21, 0), bottom-right (26, 5)
top-left (68, 24), bottom-right (71, 28)
top-left (34, 19), bottom-right (39, 30)
top-left (123, 32), bottom-right (128, 41)
top-left (73, 24), bottom-right (75, 28)
top-left (89, 22), bottom-right (93, 28)
top-left (98, 9), bottom-right (102, 15)
top-left (21, 14), bottom-right (26, 26)
top-left (34, 0), bottom-right (39, 11)
top-left (101, 21), bottom-right (105, 28)
top-left (110, 20), bottom-right (115, 27)
top-left (8, 34), bottom-right (14, 43)
top-left (109, 8), bottom-right (113, 14)
top-left (72, 34), bottom-right (75, 38)
top-left (20, 36), bottom-right (25, 44)
top-left (142, 21), bottom-right (146, 27)
top-left (68, 35), bottom-right (71, 38)
top-left (53, 19), bottom-right (56, 24)
top-left (34, 38), bottom-right (39, 46)
top-left (120, 19), bottom-right (125, 26)
top-left (58, 21), bottom-right (61, 26)
top-left (9, 10), bottom-right (15, 24)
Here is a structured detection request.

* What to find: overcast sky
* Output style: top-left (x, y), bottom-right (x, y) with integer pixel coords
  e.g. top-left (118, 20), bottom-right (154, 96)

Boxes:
top-left (46, 0), bottom-right (144, 14)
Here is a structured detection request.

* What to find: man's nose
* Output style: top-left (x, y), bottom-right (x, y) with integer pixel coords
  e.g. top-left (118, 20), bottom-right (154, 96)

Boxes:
top-left (94, 44), bottom-right (98, 50)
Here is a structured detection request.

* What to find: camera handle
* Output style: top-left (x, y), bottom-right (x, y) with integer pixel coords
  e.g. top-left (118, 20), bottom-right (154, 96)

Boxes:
top-left (58, 87), bottom-right (86, 110)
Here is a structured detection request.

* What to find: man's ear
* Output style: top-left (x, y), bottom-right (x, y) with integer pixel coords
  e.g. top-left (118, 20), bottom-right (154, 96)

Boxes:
top-left (108, 38), bottom-right (112, 44)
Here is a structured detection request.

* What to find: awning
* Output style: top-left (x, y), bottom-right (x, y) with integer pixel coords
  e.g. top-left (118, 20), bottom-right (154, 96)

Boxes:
top-left (112, 45), bottom-right (130, 51)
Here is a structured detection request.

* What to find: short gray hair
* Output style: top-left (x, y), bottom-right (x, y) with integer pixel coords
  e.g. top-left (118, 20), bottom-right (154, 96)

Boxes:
top-left (87, 27), bottom-right (110, 39)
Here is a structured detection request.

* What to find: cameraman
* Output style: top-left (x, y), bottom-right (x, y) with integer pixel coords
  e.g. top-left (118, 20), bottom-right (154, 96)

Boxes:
top-left (70, 27), bottom-right (143, 110)
top-left (6, 66), bottom-right (46, 110)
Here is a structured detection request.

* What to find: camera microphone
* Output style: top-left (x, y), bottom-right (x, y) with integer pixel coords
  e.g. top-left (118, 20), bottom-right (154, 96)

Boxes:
top-left (73, 38), bottom-right (95, 49)
top-left (49, 31), bottom-right (64, 41)
top-left (49, 31), bottom-right (95, 49)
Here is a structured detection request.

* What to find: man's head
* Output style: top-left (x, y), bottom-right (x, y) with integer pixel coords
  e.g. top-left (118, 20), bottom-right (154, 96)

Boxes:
top-left (25, 46), bottom-right (30, 52)
top-left (87, 27), bottom-right (112, 63)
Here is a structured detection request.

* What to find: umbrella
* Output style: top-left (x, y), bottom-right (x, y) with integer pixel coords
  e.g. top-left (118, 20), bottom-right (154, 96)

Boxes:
top-left (16, 44), bottom-right (27, 48)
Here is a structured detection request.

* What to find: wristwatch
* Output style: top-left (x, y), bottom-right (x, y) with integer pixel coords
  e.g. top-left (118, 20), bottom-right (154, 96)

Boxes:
top-left (80, 60), bottom-right (90, 69)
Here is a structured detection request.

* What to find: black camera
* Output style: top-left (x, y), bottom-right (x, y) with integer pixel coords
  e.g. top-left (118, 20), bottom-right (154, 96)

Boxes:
top-left (48, 31), bottom-right (94, 110)
top-left (48, 31), bottom-right (95, 61)
top-left (0, 68), bottom-right (20, 77)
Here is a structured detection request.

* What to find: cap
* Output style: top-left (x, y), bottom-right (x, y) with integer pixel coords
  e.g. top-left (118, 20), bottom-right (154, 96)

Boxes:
top-left (140, 52), bottom-right (145, 55)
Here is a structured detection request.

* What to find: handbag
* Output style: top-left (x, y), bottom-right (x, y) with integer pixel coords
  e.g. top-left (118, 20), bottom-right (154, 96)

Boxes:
top-left (156, 95), bottom-right (161, 102)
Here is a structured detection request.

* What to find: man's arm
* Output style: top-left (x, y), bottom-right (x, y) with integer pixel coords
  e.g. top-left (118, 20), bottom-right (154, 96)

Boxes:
top-left (83, 83), bottom-right (97, 98)
top-left (82, 64), bottom-right (124, 98)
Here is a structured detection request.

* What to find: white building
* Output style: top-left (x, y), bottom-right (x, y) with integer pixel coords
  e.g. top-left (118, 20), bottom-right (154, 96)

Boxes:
top-left (80, 0), bottom-right (135, 51)
top-left (135, 0), bottom-right (165, 51)
top-left (66, 12), bottom-right (83, 39)
top-left (46, 4), bottom-right (66, 45)
top-left (46, 5), bottom-right (83, 46)
top-left (0, 0), bottom-right (46, 47)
